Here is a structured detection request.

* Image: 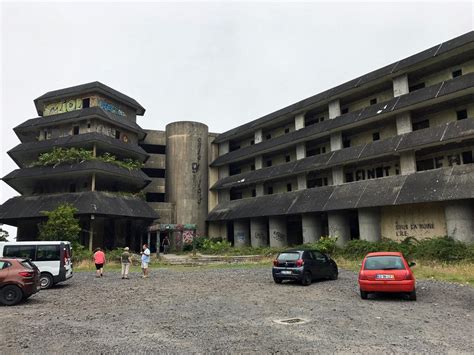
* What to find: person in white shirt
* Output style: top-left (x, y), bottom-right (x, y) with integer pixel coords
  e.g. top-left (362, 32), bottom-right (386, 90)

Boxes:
top-left (140, 243), bottom-right (151, 278)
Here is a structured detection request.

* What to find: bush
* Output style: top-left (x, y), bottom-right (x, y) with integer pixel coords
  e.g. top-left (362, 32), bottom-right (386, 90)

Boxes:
top-left (200, 238), bottom-right (232, 254)
top-left (413, 237), bottom-right (474, 262)
top-left (71, 243), bottom-right (92, 264)
top-left (305, 236), bottom-right (338, 255)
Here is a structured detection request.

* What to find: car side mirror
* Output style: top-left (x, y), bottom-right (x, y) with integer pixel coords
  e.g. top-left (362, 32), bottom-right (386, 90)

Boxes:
top-left (409, 262), bottom-right (416, 267)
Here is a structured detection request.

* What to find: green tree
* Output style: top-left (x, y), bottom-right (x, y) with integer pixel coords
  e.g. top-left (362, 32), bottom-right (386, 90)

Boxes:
top-left (0, 227), bottom-right (9, 241)
top-left (38, 203), bottom-right (81, 243)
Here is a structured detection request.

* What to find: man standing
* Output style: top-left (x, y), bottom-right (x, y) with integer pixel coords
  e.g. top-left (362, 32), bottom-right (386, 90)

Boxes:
top-left (162, 235), bottom-right (170, 254)
top-left (140, 243), bottom-right (150, 278)
top-left (121, 247), bottom-right (132, 279)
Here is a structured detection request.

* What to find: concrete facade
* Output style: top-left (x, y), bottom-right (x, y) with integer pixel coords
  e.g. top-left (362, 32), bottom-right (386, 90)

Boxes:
top-left (269, 216), bottom-right (287, 248)
top-left (444, 200), bottom-right (474, 244)
top-left (250, 218), bottom-right (269, 247)
top-left (358, 208), bottom-right (381, 242)
top-left (302, 214), bottom-right (322, 244)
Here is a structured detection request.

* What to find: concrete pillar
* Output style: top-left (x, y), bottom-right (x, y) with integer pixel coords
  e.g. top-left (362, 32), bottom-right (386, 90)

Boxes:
top-left (328, 211), bottom-right (350, 247)
top-left (330, 132), bottom-right (343, 151)
top-left (295, 113), bottom-right (305, 130)
top-left (445, 201), bottom-right (474, 244)
top-left (218, 190), bottom-right (230, 203)
top-left (296, 143), bottom-right (306, 160)
top-left (219, 141), bottom-right (229, 156)
top-left (218, 165), bottom-right (229, 179)
top-left (329, 99), bottom-right (341, 119)
top-left (358, 208), bottom-right (381, 242)
top-left (233, 219), bottom-right (250, 248)
top-left (269, 216), bottom-right (287, 247)
top-left (255, 129), bottom-right (263, 144)
top-left (88, 216), bottom-right (94, 252)
top-left (256, 183), bottom-right (264, 197)
top-left (302, 214), bottom-right (322, 244)
top-left (250, 218), bottom-right (268, 247)
top-left (297, 174), bottom-right (306, 190)
top-left (400, 151), bottom-right (417, 175)
top-left (332, 167), bottom-right (344, 185)
top-left (255, 155), bottom-right (263, 170)
top-left (396, 112), bottom-right (412, 135)
top-left (393, 74), bottom-right (409, 97)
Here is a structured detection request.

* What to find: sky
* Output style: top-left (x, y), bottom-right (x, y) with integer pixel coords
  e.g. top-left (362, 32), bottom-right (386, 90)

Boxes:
top-left (1, 0), bottom-right (473, 238)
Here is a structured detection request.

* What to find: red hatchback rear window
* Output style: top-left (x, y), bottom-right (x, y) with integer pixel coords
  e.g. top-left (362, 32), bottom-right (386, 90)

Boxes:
top-left (364, 256), bottom-right (406, 270)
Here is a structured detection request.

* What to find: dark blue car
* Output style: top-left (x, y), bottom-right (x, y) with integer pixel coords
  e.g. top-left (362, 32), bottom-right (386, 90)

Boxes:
top-left (272, 249), bottom-right (338, 286)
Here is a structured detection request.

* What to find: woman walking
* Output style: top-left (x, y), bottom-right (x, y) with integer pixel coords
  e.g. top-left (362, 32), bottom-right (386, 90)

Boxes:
top-left (121, 247), bottom-right (132, 279)
top-left (93, 248), bottom-right (106, 278)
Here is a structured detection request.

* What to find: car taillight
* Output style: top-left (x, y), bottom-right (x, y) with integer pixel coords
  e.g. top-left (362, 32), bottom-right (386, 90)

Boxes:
top-left (359, 272), bottom-right (367, 280)
top-left (273, 260), bottom-right (278, 266)
top-left (19, 271), bottom-right (34, 278)
top-left (405, 271), bottom-right (413, 280)
top-left (296, 259), bottom-right (304, 267)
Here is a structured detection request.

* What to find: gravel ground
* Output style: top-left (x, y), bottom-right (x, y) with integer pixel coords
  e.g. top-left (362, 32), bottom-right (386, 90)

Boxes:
top-left (1, 266), bottom-right (473, 354)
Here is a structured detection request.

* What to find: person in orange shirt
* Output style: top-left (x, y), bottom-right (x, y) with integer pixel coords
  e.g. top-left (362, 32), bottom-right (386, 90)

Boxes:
top-left (93, 248), bottom-right (106, 278)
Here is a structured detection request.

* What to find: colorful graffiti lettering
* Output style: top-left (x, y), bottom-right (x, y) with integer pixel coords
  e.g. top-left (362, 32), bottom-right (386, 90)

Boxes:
top-left (98, 100), bottom-right (126, 116)
top-left (44, 98), bottom-right (83, 116)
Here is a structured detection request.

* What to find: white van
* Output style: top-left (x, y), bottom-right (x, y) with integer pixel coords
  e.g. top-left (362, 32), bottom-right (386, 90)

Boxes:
top-left (0, 241), bottom-right (73, 289)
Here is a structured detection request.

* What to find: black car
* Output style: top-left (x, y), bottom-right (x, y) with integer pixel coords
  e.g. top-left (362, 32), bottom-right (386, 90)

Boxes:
top-left (272, 249), bottom-right (338, 286)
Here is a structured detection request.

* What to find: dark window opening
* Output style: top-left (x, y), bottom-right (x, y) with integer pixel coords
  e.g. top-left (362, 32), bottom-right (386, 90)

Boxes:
top-left (409, 82), bottom-right (425, 92)
top-left (434, 156), bottom-right (444, 169)
top-left (413, 119), bottom-right (430, 131)
top-left (372, 132), bottom-right (380, 141)
top-left (265, 134), bottom-right (272, 140)
top-left (341, 107), bottom-right (349, 114)
top-left (251, 189), bottom-right (256, 197)
top-left (83, 182), bottom-right (88, 188)
top-left (266, 160), bottom-right (272, 167)
top-left (462, 151), bottom-right (473, 164)
top-left (285, 155), bottom-right (291, 162)
top-left (250, 164), bottom-right (255, 171)
top-left (146, 193), bottom-right (165, 202)
top-left (267, 186), bottom-right (273, 195)
top-left (343, 139), bottom-right (351, 148)
top-left (345, 173), bottom-right (354, 183)
top-left (115, 130), bottom-right (121, 139)
top-left (284, 128), bottom-right (290, 134)
top-left (370, 98), bottom-right (377, 105)
top-left (69, 184), bottom-right (76, 192)
top-left (229, 166), bottom-right (242, 176)
top-left (142, 168), bottom-right (166, 178)
top-left (456, 109), bottom-right (468, 120)
top-left (287, 183), bottom-right (292, 192)
top-left (320, 117), bottom-right (324, 122)
top-left (230, 190), bottom-right (243, 201)
top-left (417, 158), bottom-right (435, 172)
top-left (452, 69), bottom-right (462, 78)
top-left (73, 126), bottom-right (80, 135)
top-left (87, 123), bottom-right (91, 129)
top-left (82, 98), bottom-right (90, 108)
top-left (229, 144), bottom-right (240, 152)
top-left (250, 140), bottom-right (255, 145)
top-left (307, 177), bottom-right (327, 188)
top-left (139, 144), bottom-right (166, 154)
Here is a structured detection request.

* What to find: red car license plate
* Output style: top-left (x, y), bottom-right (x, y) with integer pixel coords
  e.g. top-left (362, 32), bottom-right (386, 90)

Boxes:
top-left (376, 274), bottom-right (394, 279)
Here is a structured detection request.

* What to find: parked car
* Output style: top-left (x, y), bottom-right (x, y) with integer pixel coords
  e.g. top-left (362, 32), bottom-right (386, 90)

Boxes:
top-left (0, 258), bottom-right (41, 306)
top-left (0, 241), bottom-right (73, 289)
top-left (272, 249), bottom-right (338, 285)
top-left (358, 252), bottom-right (416, 300)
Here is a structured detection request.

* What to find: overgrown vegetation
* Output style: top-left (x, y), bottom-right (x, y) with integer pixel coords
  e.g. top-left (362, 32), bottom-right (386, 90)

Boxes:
top-left (32, 147), bottom-right (143, 171)
top-left (38, 203), bottom-right (81, 243)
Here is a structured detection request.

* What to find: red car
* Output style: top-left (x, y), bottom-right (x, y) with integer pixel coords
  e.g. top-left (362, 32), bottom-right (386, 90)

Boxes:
top-left (358, 252), bottom-right (416, 301)
top-left (0, 258), bottom-right (41, 306)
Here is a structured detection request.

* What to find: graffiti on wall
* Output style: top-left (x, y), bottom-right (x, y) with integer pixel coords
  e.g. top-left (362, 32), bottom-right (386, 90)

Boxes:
top-left (395, 223), bottom-right (435, 237)
top-left (182, 230), bottom-right (195, 244)
top-left (98, 99), bottom-right (126, 116)
top-left (192, 137), bottom-right (203, 205)
top-left (272, 230), bottom-right (286, 241)
top-left (44, 98), bottom-right (83, 116)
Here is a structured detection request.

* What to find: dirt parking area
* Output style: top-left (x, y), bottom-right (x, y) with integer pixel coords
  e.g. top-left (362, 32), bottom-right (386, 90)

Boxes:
top-left (1, 266), bottom-right (473, 353)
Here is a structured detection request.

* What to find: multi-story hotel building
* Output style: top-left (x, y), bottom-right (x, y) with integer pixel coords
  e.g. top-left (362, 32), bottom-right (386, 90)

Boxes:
top-left (1, 31), bottom-right (473, 250)
top-left (207, 31), bottom-right (474, 247)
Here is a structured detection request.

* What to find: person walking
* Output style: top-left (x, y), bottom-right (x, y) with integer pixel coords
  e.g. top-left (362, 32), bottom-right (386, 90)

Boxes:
top-left (140, 243), bottom-right (150, 278)
top-left (93, 248), bottom-right (106, 278)
top-left (162, 235), bottom-right (170, 254)
top-left (121, 247), bottom-right (132, 279)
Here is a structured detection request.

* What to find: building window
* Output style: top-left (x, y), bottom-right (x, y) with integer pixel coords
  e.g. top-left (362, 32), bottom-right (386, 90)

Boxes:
top-left (251, 189), bottom-right (256, 197)
top-left (229, 166), bottom-right (242, 176)
top-left (370, 98), bottom-right (377, 105)
top-left (345, 173), bottom-right (354, 183)
top-left (87, 123), bottom-right (91, 129)
top-left (285, 155), bottom-right (291, 162)
top-left (140, 144), bottom-right (166, 154)
top-left (409, 82), bottom-right (425, 92)
top-left (250, 164), bottom-right (255, 171)
top-left (265, 134), bottom-right (271, 140)
top-left (412, 119), bottom-right (430, 131)
top-left (343, 139), bottom-right (351, 148)
top-left (266, 160), bottom-right (272, 167)
top-left (69, 183), bottom-right (76, 193)
top-left (416, 158), bottom-right (435, 172)
top-left (456, 109), bottom-right (468, 120)
top-left (145, 193), bottom-right (165, 202)
top-left (287, 184), bottom-right (292, 192)
top-left (229, 143), bottom-right (240, 152)
top-left (230, 190), bottom-right (243, 201)
top-left (250, 140), bottom-right (255, 145)
top-left (115, 130), bottom-right (121, 139)
top-left (452, 69), bottom-right (462, 78)
top-left (372, 132), bottom-right (380, 141)
top-left (142, 168), bottom-right (166, 178)
top-left (267, 186), bottom-right (273, 195)
top-left (284, 128), bottom-right (290, 134)
top-left (341, 107), bottom-right (349, 114)
top-left (462, 151), bottom-right (473, 164)
top-left (82, 98), bottom-right (90, 108)
top-left (73, 125), bottom-right (80, 135)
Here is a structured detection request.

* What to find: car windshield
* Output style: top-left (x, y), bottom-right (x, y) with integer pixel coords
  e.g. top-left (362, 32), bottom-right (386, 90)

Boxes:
top-left (277, 253), bottom-right (300, 261)
top-left (364, 256), bottom-right (406, 270)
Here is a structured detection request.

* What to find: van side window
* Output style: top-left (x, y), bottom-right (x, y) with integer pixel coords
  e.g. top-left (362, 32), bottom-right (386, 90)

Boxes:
top-left (4, 245), bottom-right (36, 260)
top-left (36, 245), bottom-right (60, 261)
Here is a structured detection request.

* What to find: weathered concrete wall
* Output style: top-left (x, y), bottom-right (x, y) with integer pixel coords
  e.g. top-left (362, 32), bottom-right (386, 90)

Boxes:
top-left (359, 207), bottom-right (382, 242)
top-left (165, 122), bottom-right (209, 236)
top-left (148, 202), bottom-right (175, 225)
top-left (250, 217), bottom-right (268, 247)
top-left (208, 136), bottom-right (219, 212)
top-left (302, 213), bottom-right (322, 244)
top-left (269, 216), bottom-right (287, 247)
top-left (234, 219), bottom-right (250, 247)
top-left (328, 211), bottom-right (350, 247)
top-left (445, 200), bottom-right (474, 244)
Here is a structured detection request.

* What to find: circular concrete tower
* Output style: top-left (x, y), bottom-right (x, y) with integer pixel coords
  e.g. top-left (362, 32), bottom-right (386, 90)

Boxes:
top-left (165, 121), bottom-right (209, 236)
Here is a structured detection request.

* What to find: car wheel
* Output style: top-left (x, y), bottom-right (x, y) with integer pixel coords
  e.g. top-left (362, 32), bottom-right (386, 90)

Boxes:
top-left (408, 289), bottom-right (417, 301)
top-left (273, 277), bottom-right (283, 284)
top-left (0, 285), bottom-right (23, 306)
top-left (301, 271), bottom-right (312, 286)
top-left (360, 289), bottom-right (368, 300)
top-left (329, 268), bottom-right (338, 280)
top-left (40, 273), bottom-right (54, 289)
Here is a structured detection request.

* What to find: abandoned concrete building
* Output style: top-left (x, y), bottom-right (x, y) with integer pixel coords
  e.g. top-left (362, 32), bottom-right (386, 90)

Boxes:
top-left (0, 31), bottom-right (473, 250)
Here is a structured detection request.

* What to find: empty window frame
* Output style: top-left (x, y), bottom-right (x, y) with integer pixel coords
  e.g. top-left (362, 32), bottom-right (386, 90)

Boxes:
top-left (82, 98), bottom-right (91, 108)
top-left (409, 82), bottom-right (425, 92)
top-left (266, 160), bottom-right (272, 167)
top-left (140, 144), bottom-right (166, 154)
top-left (267, 186), bottom-right (273, 195)
top-left (372, 132), bottom-right (380, 141)
top-left (265, 134), bottom-right (272, 140)
top-left (286, 183), bottom-right (292, 192)
top-left (343, 139), bottom-right (351, 148)
top-left (370, 98), bottom-right (377, 105)
top-left (115, 130), bottom-right (121, 139)
top-left (251, 189), bottom-right (256, 197)
top-left (285, 155), bottom-right (291, 163)
top-left (284, 128), bottom-right (290, 134)
top-left (412, 119), bottom-right (430, 131)
top-left (145, 193), bottom-right (165, 202)
top-left (452, 69), bottom-right (462, 78)
top-left (416, 158), bottom-right (435, 172)
top-left (73, 125), bottom-right (80, 135)
top-left (142, 168), bottom-right (166, 178)
top-left (462, 151), bottom-right (473, 164)
top-left (456, 109), bottom-right (468, 120)
top-left (341, 107), bottom-right (349, 114)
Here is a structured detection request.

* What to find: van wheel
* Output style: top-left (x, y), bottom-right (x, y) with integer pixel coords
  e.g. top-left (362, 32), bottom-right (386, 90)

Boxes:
top-left (301, 271), bottom-right (312, 286)
top-left (40, 273), bottom-right (53, 289)
top-left (0, 285), bottom-right (23, 306)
